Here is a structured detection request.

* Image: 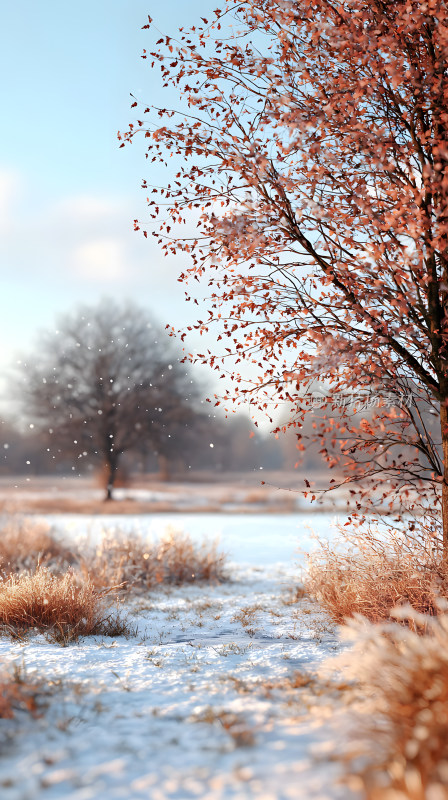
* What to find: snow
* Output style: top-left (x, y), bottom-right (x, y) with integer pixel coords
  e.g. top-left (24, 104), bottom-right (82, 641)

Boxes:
top-left (45, 512), bottom-right (340, 566)
top-left (0, 514), bottom-right (359, 800)
top-left (0, 474), bottom-right (351, 514)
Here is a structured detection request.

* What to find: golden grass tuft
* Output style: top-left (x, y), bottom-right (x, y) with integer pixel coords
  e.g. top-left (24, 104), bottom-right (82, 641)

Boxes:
top-left (304, 523), bottom-right (448, 624)
top-left (0, 516), bottom-right (228, 603)
top-left (0, 567), bottom-right (130, 643)
top-left (0, 517), bottom-right (75, 576)
top-left (336, 611), bottom-right (448, 799)
top-left (81, 528), bottom-right (228, 592)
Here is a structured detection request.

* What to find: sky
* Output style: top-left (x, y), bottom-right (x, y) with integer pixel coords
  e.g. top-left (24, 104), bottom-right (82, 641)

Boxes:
top-left (0, 0), bottom-right (221, 410)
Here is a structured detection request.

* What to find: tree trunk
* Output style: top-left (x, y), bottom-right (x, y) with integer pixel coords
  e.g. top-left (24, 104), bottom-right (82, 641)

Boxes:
top-left (440, 403), bottom-right (448, 559)
top-left (158, 454), bottom-right (171, 482)
top-left (105, 457), bottom-right (118, 501)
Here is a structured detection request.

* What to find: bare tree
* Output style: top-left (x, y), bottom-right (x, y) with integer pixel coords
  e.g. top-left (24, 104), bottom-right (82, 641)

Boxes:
top-left (18, 299), bottom-right (201, 499)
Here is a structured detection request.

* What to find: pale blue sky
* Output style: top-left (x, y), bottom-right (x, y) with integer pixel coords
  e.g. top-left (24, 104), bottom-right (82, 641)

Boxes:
top-left (0, 1), bottom-right (219, 401)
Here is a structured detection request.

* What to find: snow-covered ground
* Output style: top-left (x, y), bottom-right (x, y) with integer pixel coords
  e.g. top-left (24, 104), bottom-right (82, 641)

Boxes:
top-left (0, 514), bottom-right (359, 800)
top-left (0, 474), bottom-right (351, 515)
top-left (46, 512), bottom-right (339, 564)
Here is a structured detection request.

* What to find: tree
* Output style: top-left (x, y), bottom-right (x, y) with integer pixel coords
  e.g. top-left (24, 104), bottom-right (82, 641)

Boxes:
top-left (123, 1), bottom-right (448, 550)
top-left (18, 300), bottom-right (200, 499)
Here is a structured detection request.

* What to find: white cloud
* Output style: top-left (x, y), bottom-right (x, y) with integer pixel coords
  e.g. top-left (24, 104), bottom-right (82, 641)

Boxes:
top-left (0, 182), bottom-right (148, 287)
top-left (0, 174), bottom-right (201, 298)
top-left (72, 238), bottom-right (128, 281)
top-left (57, 194), bottom-right (123, 220)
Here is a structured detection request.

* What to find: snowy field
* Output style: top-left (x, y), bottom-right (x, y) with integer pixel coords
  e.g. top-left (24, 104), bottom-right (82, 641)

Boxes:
top-left (0, 474), bottom-right (351, 516)
top-left (45, 512), bottom-right (339, 565)
top-left (0, 513), bottom-right (360, 800)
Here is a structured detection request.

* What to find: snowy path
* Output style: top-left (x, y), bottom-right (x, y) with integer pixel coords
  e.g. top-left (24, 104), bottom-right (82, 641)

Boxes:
top-left (0, 518), bottom-right (358, 800)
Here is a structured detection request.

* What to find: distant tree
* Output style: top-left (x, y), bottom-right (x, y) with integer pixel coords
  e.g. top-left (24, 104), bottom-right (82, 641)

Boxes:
top-left (18, 300), bottom-right (201, 499)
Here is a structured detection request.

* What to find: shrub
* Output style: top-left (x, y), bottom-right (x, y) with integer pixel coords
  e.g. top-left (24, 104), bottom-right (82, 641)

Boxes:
top-left (336, 610), bottom-right (448, 799)
top-left (80, 528), bottom-right (228, 592)
top-left (0, 518), bottom-right (75, 576)
top-left (0, 567), bottom-right (129, 643)
top-left (304, 522), bottom-right (448, 624)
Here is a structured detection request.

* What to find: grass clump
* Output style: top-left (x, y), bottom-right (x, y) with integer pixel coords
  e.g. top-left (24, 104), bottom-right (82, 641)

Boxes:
top-left (336, 611), bottom-right (448, 799)
top-left (81, 528), bottom-right (228, 593)
top-left (0, 517), bottom-right (75, 576)
top-left (304, 523), bottom-right (448, 624)
top-left (0, 567), bottom-right (129, 644)
top-left (0, 516), bottom-right (228, 601)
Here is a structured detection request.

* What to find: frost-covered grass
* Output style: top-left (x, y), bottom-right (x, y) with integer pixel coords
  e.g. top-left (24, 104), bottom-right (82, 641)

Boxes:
top-left (0, 662), bottom-right (42, 720)
top-left (0, 517), bottom-right (75, 575)
top-left (333, 610), bottom-right (448, 799)
top-left (0, 567), bottom-right (130, 643)
top-left (0, 517), bottom-right (229, 594)
top-left (0, 518), bottom-right (228, 645)
top-left (304, 521), bottom-right (448, 623)
top-left (79, 528), bottom-right (228, 592)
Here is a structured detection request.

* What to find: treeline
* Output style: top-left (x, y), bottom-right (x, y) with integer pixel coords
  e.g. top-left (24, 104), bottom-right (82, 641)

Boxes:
top-left (0, 411), bottom-right (325, 480)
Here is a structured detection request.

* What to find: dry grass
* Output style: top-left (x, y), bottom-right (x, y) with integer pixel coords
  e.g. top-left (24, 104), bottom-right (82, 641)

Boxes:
top-left (192, 706), bottom-right (255, 747)
top-left (0, 497), bottom-right (225, 515)
top-left (231, 604), bottom-right (263, 637)
top-left (0, 518), bottom-right (75, 576)
top-left (263, 671), bottom-right (317, 692)
top-left (0, 664), bottom-right (42, 720)
top-left (336, 611), bottom-right (448, 800)
top-left (0, 567), bottom-right (130, 643)
top-left (282, 585), bottom-right (307, 606)
top-left (304, 523), bottom-right (448, 624)
top-left (0, 517), bottom-right (228, 596)
top-left (80, 528), bottom-right (228, 592)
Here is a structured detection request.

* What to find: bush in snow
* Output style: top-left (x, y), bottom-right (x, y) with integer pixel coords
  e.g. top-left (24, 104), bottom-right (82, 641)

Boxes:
top-left (80, 528), bottom-right (228, 592)
top-left (304, 521), bottom-right (448, 623)
top-left (0, 567), bottom-right (129, 643)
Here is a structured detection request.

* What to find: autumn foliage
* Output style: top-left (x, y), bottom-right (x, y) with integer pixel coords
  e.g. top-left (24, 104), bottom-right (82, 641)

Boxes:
top-left (123, 1), bottom-right (448, 541)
